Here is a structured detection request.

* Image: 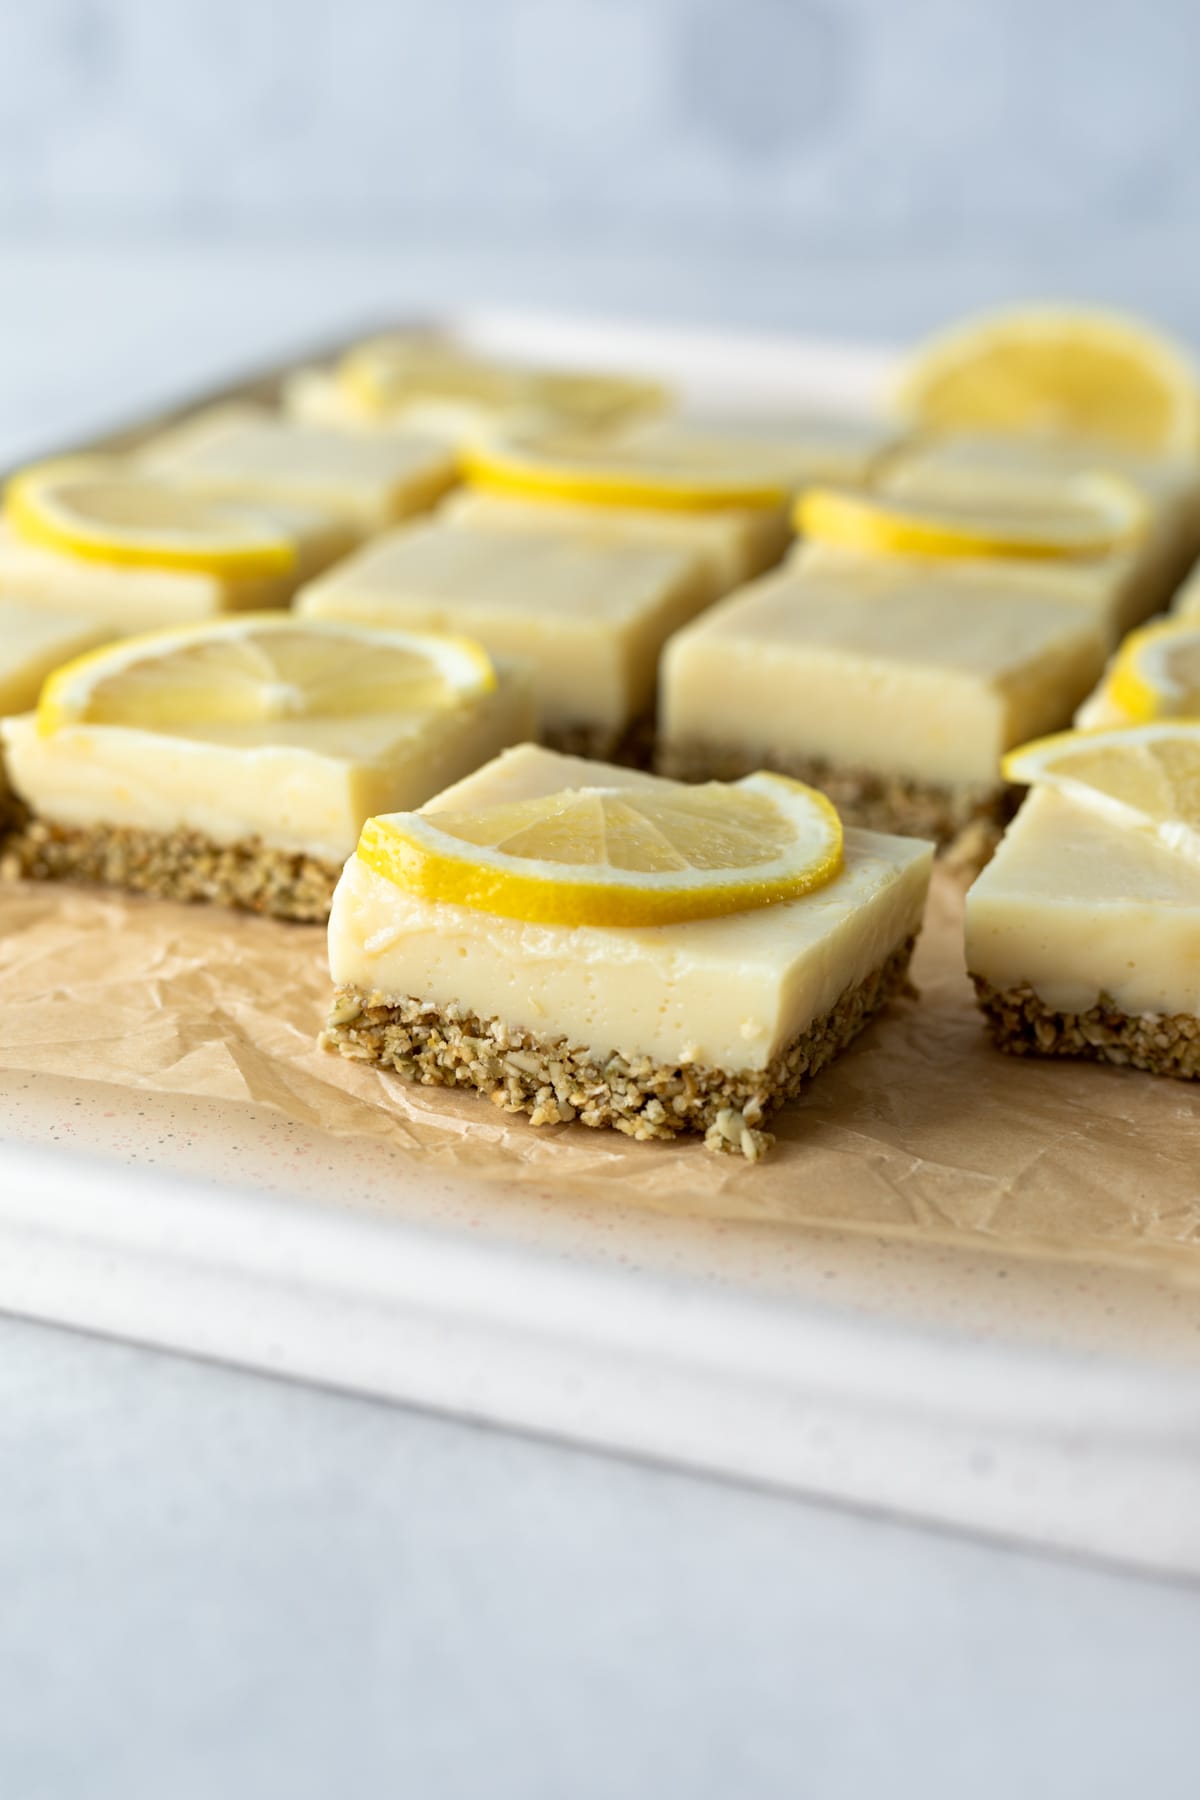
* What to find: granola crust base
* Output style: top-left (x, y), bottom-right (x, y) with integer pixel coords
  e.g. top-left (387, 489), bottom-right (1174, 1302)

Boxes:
top-left (543, 714), bottom-right (655, 771)
top-left (0, 811), bottom-right (341, 923)
top-left (320, 933), bottom-right (918, 1160)
top-left (656, 738), bottom-right (1011, 864)
top-left (972, 976), bottom-right (1200, 1080)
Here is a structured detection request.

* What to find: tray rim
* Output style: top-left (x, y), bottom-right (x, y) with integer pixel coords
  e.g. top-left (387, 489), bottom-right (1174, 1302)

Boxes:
top-left (2, 307), bottom-right (1198, 1580)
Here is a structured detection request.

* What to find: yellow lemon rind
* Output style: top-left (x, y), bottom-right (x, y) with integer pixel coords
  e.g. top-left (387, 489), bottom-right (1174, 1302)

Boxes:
top-left (796, 475), bottom-right (1146, 562)
top-left (36, 613), bottom-right (496, 737)
top-left (6, 462), bottom-right (298, 579)
top-left (356, 775), bottom-right (844, 928)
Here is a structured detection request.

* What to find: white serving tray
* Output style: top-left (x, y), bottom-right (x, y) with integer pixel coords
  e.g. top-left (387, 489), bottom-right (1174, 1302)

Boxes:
top-left (3, 312), bottom-right (1200, 1580)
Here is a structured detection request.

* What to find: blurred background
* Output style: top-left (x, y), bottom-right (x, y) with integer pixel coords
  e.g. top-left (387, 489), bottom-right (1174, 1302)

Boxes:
top-left (4, 0), bottom-right (1200, 445)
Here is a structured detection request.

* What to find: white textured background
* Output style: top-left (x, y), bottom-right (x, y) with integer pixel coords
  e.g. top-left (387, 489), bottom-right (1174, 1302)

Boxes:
top-left (2, 0), bottom-right (1199, 335)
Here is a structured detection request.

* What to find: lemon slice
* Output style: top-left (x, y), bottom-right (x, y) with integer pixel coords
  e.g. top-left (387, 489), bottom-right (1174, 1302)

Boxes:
top-left (1098, 617), bottom-right (1200, 724)
top-left (357, 771), bottom-right (843, 927)
top-left (796, 473), bottom-right (1145, 561)
top-left (6, 458), bottom-right (297, 578)
top-left (37, 614), bottom-right (495, 736)
top-left (1003, 722), bottom-right (1200, 863)
top-left (339, 337), bottom-right (666, 431)
top-left (895, 306), bottom-right (1200, 454)
top-left (462, 429), bottom-right (789, 513)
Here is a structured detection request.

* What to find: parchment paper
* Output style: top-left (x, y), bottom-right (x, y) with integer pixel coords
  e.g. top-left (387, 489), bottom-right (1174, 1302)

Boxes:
top-left (3, 867), bottom-right (1199, 1285)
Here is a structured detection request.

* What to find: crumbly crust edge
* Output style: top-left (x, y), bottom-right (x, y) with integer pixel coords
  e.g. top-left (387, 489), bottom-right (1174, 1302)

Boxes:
top-left (0, 810), bottom-right (341, 923)
top-left (542, 714), bottom-right (655, 770)
top-left (971, 975), bottom-right (1200, 1081)
top-left (656, 738), bottom-right (1012, 866)
top-left (320, 933), bottom-right (918, 1160)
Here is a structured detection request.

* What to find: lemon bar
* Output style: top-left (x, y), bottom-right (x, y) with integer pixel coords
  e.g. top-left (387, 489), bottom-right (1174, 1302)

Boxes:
top-left (440, 489), bottom-right (790, 603)
top-left (284, 340), bottom-right (667, 443)
top-left (297, 518), bottom-right (713, 760)
top-left (322, 745), bottom-right (932, 1157)
top-left (658, 544), bottom-right (1110, 848)
top-left (0, 600), bottom-right (111, 823)
top-left (0, 618), bottom-right (534, 921)
top-left (966, 785), bottom-right (1200, 1077)
top-left (0, 462), bottom-right (353, 633)
top-left (621, 414), bottom-right (899, 492)
top-left (140, 407), bottom-right (458, 536)
top-left (876, 435), bottom-right (1200, 639)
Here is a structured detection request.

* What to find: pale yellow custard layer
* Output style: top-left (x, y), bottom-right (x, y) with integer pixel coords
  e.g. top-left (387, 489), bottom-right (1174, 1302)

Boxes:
top-left (965, 786), bottom-right (1200, 1016)
top-left (327, 744), bottom-right (933, 1071)
top-left (877, 434), bottom-right (1200, 640)
top-left (441, 489), bottom-right (789, 600)
top-left (624, 415), bottom-right (899, 491)
top-left (298, 521), bottom-right (712, 732)
top-left (0, 601), bottom-right (110, 715)
top-left (2, 669), bottom-right (534, 862)
top-left (659, 544), bottom-right (1108, 787)
top-left (0, 501), bottom-right (353, 632)
top-left (142, 409), bottom-right (458, 535)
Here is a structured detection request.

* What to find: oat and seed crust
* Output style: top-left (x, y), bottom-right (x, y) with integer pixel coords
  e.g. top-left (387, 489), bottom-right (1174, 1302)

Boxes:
top-left (1, 812), bottom-right (341, 922)
top-left (656, 738), bottom-right (1011, 858)
top-left (972, 976), bottom-right (1200, 1080)
top-left (320, 934), bottom-right (918, 1160)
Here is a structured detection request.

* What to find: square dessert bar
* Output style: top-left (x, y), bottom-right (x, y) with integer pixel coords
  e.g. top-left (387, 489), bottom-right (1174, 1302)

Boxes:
top-left (658, 544), bottom-right (1110, 850)
top-left (297, 518), bottom-right (715, 761)
top-left (1, 636), bottom-right (534, 922)
top-left (440, 489), bottom-right (790, 604)
top-left (875, 434), bottom-right (1200, 639)
top-left (621, 414), bottom-right (900, 493)
top-left (0, 473), bottom-right (352, 634)
top-left (0, 600), bottom-right (111, 826)
top-left (322, 744), bottom-right (933, 1158)
top-left (966, 786), bottom-right (1200, 1078)
top-left (140, 405), bottom-right (459, 537)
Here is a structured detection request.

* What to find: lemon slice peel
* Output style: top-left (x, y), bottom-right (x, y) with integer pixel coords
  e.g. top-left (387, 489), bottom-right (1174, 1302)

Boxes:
top-left (796, 472), bottom-right (1147, 562)
top-left (6, 458), bottom-right (298, 579)
top-left (36, 614), bottom-right (495, 738)
top-left (356, 771), bottom-right (844, 928)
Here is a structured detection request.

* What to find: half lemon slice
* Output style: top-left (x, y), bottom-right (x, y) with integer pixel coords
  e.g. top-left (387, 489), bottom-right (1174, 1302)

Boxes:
top-left (6, 458), bottom-right (298, 578)
top-left (796, 473), bottom-right (1145, 561)
top-left (37, 614), bottom-right (495, 736)
top-left (893, 305), bottom-right (1200, 455)
top-left (1003, 722), bottom-right (1200, 864)
top-left (357, 771), bottom-right (844, 927)
top-left (1103, 617), bottom-right (1200, 723)
top-left (462, 429), bottom-right (789, 513)
top-left (339, 337), bottom-right (666, 432)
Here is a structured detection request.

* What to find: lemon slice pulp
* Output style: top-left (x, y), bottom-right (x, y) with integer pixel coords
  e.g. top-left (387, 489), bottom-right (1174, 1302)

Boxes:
top-left (894, 306), bottom-right (1200, 454)
top-left (1003, 722), bottom-right (1200, 864)
top-left (357, 772), bottom-right (844, 927)
top-left (462, 429), bottom-right (789, 513)
top-left (37, 615), bottom-right (495, 735)
top-left (1104, 618), bottom-right (1200, 723)
top-left (6, 459), bottom-right (298, 578)
top-left (338, 337), bottom-right (666, 432)
top-left (796, 473), bottom-right (1145, 561)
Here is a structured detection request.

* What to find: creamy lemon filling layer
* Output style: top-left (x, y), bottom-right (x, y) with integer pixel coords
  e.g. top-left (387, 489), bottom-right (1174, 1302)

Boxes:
top-left (298, 521), bottom-right (712, 733)
top-left (327, 746), bottom-right (932, 1071)
top-left (0, 501), bottom-right (354, 631)
top-left (659, 545), bottom-right (1109, 788)
top-left (0, 601), bottom-right (110, 716)
top-left (142, 412), bottom-right (459, 535)
top-left (2, 675), bottom-right (534, 863)
top-left (878, 435), bottom-right (1200, 638)
top-left (441, 490), bottom-right (790, 599)
top-left (623, 415), bottom-right (899, 491)
top-left (965, 786), bottom-right (1200, 1016)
